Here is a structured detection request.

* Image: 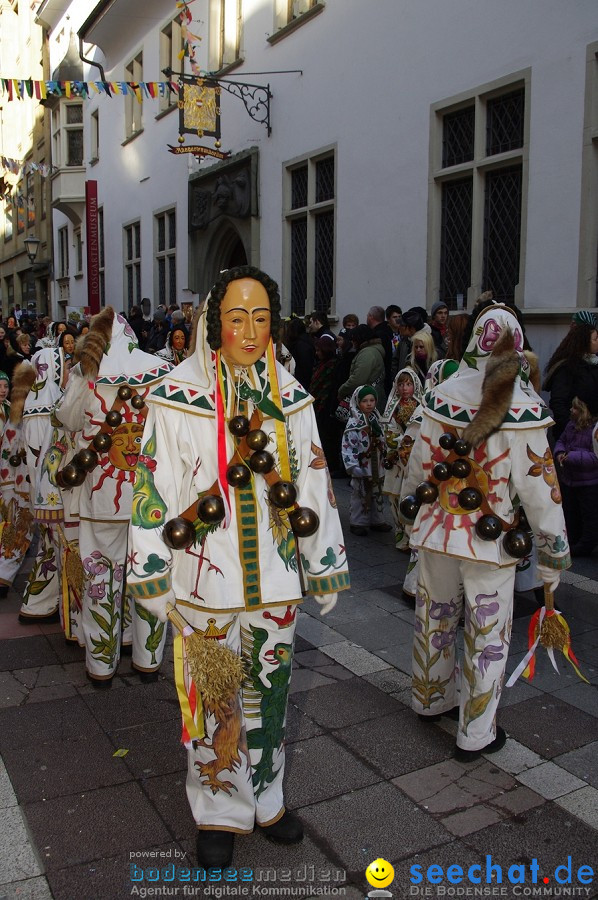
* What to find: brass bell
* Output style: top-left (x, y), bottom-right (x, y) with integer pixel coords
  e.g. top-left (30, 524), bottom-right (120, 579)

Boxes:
top-left (454, 438), bottom-right (472, 456)
top-left (432, 462), bottom-right (451, 481)
top-left (517, 507), bottom-right (531, 532)
top-left (106, 410), bottom-right (123, 428)
top-left (8, 454), bottom-right (21, 467)
top-left (269, 480), bottom-right (297, 509)
top-left (77, 448), bottom-right (99, 472)
top-left (197, 494), bottom-right (226, 525)
top-left (458, 487), bottom-right (482, 510)
top-left (228, 415), bottom-right (250, 437)
top-left (131, 394), bottom-right (146, 410)
top-left (439, 433), bottom-right (456, 450)
top-left (249, 450), bottom-right (274, 474)
top-left (503, 527), bottom-right (533, 559)
top-left (246, 429), bottom-right (268, 451)
top-left (93, 432), bottom-right (112, 452)
top-left (399, 495), bottom-right (420, 521)
top-left (117, 385), bottom-right (133, 401)
top-left (163, 516), bottom-right (196, 549)
top-left (60, 463), bottom-right (87, 488)
top-left (226, 464), bottom-right (252, 488)
top-left (451, 458), bottom-right (471, 479)
top-left (475, 514), bottom-right (503, 541)
top-left (415, 481), bottom-right (438, 504)
top-left (289, 506), bottom-right (319, 536)
top-left (56, 470), bottom-right (66, 489)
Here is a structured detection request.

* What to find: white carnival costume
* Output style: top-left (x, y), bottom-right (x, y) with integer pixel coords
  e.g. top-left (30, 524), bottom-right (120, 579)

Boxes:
top-left (55, 309), bottom-right (172, 681)
top-left (128, 282), bottom-right (349, 837)
top-left (401, 305), bottom-right (570, 752)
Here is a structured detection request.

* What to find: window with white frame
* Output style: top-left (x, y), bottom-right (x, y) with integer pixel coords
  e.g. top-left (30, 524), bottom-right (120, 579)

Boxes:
top-left (4, 197), bottom-right (13, 241)
top-left (154, 209), bottom-right (176, 306)
top-left (125, 52), bottom-right (143, 139)
top-left (90, 109), bottom-right (99, 161)
top-left (209, 0), bottom-right (242, 72)
top-left (159, 19), bottom-right (184, 111)
top-left (284, 150), bottom-right (335, 316)
top-left (98, 207), bottom-right (105, 307)
top-left (52, 102), bottom-right (84, 168)
top-left (58, 226), bottom-right (69, 279)
top-left (124, 221), bottom-right (141, 311)
top-left (429, 75), bottom-right (528, 310)
top-left (74, 227), bottom-right (83, 275)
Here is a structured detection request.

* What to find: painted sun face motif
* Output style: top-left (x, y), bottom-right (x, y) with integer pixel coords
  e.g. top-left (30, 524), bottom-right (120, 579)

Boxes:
top-left (219, 278), bottom-right (271, 367)
top-left (108, 422), bottom-right (144, 471)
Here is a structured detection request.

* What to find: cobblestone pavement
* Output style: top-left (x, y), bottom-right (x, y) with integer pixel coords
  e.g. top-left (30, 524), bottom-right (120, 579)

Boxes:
top-left (0, 480), bottom-right (597, 899)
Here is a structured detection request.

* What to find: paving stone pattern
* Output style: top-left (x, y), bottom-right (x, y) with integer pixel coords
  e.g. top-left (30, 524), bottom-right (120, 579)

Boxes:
top-left (0, 482), bottom-right (597, 899)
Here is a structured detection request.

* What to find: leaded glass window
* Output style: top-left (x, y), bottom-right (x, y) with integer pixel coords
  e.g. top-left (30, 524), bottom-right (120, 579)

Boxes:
top-left (483, 165), bottom-right (522, 300)
top-left (439, 178), bottom-right (473, 305)
top-left (442, 107), bottom-right (475, 168)
top-left (486, 89), bottom-right (524, 156)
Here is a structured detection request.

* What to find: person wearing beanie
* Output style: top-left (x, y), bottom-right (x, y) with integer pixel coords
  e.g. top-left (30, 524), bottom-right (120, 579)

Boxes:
top-left (430, 301), bottom-right (449, 355)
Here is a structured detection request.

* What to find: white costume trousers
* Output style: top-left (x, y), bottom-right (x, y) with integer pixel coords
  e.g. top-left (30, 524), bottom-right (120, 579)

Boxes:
top-left (185, 606), bottom-right (297, 832)
top-left (412, 550), bottom-right (515, 751)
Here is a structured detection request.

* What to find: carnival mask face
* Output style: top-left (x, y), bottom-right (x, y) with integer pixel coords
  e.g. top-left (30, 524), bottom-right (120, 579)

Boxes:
top-left (171, 329), bottom-right (186, 352)
top-left (219, 278), bottom-right (271, 367)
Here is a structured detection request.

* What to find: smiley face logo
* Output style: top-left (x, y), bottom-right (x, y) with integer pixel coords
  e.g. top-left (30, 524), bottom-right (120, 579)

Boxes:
top-left (366, 858), bottom-right (395, 889)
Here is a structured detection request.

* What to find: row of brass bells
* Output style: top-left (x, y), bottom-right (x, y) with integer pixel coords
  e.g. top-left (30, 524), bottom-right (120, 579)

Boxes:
top-left (269, 480), bottom-right (297, 509)
top-left (117, 384), bottom-right (145, 410)
top-left (228, 415), bottom-right (250, 437)
top-left (74, 448), bottom-right (99, 472)
top-left (399, 495), bottom-right (420, 521)
top-left (474, 514), bottom-right (532, 558)
top-left (58, 462), bottom-right (87, 488)
top-left (431, 458), bottom-right (471, 481)
top-left (197, 494), bottom-right (226, 525)
top-left (438, 433), bottom-right (471, 456)
top-left (226, 464), bottom-right (252, 488)
top-left (106, 410), bottom-right (122, 428)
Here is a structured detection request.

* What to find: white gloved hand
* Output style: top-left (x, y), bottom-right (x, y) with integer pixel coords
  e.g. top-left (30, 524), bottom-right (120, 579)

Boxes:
top-left (536, 564), bottom-right (560, 594)
top-left (135, 588), bottom-right (175, 624)
top-left (314, 592), bottom-right (338, 616)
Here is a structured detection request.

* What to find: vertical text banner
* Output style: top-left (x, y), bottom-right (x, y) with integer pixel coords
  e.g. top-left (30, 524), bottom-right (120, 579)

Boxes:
top-left (85, 180), bottom-right (100, 314)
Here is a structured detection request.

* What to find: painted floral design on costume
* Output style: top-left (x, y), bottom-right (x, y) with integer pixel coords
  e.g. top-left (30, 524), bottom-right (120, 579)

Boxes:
top-left (526, 445), bottom-right (561, 502)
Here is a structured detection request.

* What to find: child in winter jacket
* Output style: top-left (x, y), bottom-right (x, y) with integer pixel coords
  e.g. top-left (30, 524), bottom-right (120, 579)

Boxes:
top-left (554, 395), bottom-right (598, 557)
top-left (382, 367), bottom-right (423, 549)
top-left (342, 385), bottom-right (391, 536)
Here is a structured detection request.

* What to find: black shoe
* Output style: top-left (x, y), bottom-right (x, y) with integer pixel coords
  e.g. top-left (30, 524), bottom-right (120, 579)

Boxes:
top-left (258, 810), bottom-right (303, 845)
top-left (18, 609), bottom-right (60, 624)
top-left (138, 670), bottom-right (160, 684)
top-left (454, 726), bottom-right (507, 763)
top-left (370, 523), bottom-right (393, 532)
top-left (196, 830), bottom-right (235, 869)
top-left (418, 705), bottom-right (459, 724)
top-left (350, 525), bottom-right (368, 536)
top-left (87, 672), bottom-right (113, 689)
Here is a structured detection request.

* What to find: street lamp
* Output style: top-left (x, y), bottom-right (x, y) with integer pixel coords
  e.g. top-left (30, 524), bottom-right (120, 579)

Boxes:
top-left (24, 235), bottom-right (41, 265)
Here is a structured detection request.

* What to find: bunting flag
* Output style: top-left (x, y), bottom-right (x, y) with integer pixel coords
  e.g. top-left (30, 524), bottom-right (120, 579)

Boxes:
top-left (0, 78), bottom-right (181, 102)
top-left (1, 157), bottom-right (56, 177)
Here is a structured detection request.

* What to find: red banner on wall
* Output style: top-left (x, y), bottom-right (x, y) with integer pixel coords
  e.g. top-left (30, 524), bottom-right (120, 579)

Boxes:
top-left (85, 180), bottom-right (100, 315)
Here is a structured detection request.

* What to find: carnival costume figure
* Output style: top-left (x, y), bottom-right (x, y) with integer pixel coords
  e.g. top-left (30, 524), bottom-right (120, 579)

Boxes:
top-left (19, 348), bottom-right (68, 620)
top-left (0, 368), bottom-right (34, 598)
top-left (128, 267), bottom-right (349, 869)
top-left (401, 304), bottom-right (570, 761)
top-left (382, 367), bottom-right (424, 549)
top-left (55, 309), bottom-right (172, 683)
top-left (342, 385), bottom-right (390, 536)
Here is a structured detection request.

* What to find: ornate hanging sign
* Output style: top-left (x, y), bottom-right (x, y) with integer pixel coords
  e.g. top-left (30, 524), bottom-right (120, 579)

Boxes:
top-left (178, 76), bottom-right (221, 143)
top-left (167, 145), bottom-right (230, 161)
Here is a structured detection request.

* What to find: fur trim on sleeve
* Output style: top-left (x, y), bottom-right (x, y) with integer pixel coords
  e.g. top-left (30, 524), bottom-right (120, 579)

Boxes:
top-left (80, 307), bottom-right (115, 379)
top-left (463, 329), bottom-right (520, 447)
top-left (9, 362), bottom-right (36, 423)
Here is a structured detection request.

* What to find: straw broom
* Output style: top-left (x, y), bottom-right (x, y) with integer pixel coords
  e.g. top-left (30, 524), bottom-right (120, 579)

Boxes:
top-left (166, 602), bottom-right (245, 705)
top-left (533, 586), bottom-right (588, 683)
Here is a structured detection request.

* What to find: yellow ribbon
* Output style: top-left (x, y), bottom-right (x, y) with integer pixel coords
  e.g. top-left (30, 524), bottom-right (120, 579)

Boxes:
top-left (174, 633), bottom-right (205, 741)
top-left (266, 339), bottom-right (291, 482)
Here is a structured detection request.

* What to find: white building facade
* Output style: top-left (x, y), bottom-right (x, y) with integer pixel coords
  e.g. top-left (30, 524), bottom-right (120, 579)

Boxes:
top-left (34, 0), bottom-right (598, 365)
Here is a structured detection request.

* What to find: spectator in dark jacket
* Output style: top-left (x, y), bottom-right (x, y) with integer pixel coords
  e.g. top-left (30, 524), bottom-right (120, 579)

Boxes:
top-left (307, 311), bottom-right (335, 342)
top-left (127, 306), bottom-right (147, 350)
top-left (284, 317), bottom-right (316, 390)
top-left (146, 308), bottom-right (168, 353)
top-left (430, 301), bottom-right (449, 355)
top-left (543, 311), bottom-right (598, 441)
top-left (367, 305), bottom-right (393, 395)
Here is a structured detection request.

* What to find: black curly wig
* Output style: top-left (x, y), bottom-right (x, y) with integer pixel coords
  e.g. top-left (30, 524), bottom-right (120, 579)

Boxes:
top-left (206, 266), bottom-right (281, 350)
